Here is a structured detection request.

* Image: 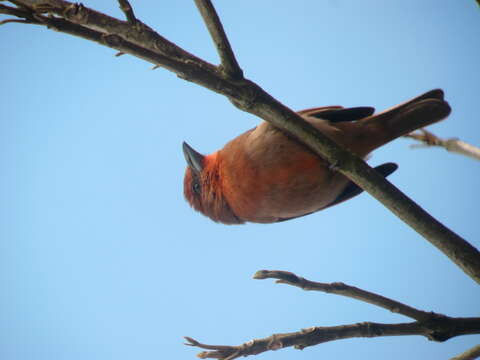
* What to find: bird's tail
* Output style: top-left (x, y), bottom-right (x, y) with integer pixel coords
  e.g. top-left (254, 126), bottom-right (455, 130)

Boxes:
top-left (357, 89), bottom-right (451, 153)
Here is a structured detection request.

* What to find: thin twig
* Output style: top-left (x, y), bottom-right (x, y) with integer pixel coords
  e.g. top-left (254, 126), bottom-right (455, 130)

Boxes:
top-left (451, 344), bottom-right (480, 360)
top-left (0, 18), bottom-right (31, 24)
top-left (117, 0), bottom-right (137, 24)
top-left (193, 0), bottom-right (243, 79)
top-left (253, 270), bottom-right (436, 322)
top-left (406, 129), bottom-right (480, 161)
top-left (185, 317), bottom-right (480, 360)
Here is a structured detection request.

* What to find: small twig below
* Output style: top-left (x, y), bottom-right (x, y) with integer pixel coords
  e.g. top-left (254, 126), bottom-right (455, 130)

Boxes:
top-left (253, 270), bottom-right (437, 322)
top-left (185, 317), bottom-right (480, 360)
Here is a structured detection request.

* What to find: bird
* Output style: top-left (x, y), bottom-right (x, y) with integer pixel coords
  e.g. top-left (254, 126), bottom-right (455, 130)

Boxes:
top-left (182, 89), bottom-right (451, 224)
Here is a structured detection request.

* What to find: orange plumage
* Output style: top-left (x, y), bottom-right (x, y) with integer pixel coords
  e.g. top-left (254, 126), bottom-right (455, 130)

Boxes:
top-left (183, 89), bottom-right (451, 224)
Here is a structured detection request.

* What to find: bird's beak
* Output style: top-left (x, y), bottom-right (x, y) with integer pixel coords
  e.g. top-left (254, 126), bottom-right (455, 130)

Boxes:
top-left (182, 141), bottom-right (205, 174)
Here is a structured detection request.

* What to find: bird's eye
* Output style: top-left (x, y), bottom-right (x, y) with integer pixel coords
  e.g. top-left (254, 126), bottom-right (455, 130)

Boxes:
top-left (192, 181), bottom-right (201, 195)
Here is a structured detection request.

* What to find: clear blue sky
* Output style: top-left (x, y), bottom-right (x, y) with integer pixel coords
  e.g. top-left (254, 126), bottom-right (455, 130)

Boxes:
top-left (1, 1), bottom-right (479, 360)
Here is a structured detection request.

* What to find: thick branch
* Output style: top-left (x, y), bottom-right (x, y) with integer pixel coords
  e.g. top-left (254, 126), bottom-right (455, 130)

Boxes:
top-left (3, 0), bottom-right (480, 284)
top-left (193, 0), bottom-right (243, 79)
top-left (185, 317), bottom-right (480, 360)
top-left (406, 129), bottom-right (480, 161)
top-left (253, 270), bottom-right (436, 322)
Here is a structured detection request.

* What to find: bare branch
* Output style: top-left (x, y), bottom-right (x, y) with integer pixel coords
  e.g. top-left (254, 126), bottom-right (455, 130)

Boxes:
top-left (451, 344), bottom-right (480, 360)
top-left (406, 129), bottom-right (480, 161)
top-left (253, 270), bottom-right (435, 322)
top-left (193, 0), bottom-right (243, 79)
top-left (185, 318), bottom-right (480, 360)
top-left (0, 3), bottom-right (38, 23)
top-left (3, 0), bottom-right (480, 284)
top-left (185, 270), bottom-right (480, 358)
top-left (0, 17), bottom-right (30, 24)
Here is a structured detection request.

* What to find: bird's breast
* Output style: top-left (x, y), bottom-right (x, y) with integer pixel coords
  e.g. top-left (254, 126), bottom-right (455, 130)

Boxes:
top-left (218, 123), bottom-right (350, 223)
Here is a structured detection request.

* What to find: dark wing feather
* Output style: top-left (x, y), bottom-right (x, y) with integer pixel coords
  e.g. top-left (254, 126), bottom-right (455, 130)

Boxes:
top-left (312, 107), bottom-right (375, 123)
top-left (299, 106), bottom-right (375, 123)
top-left (323, 162), bottom-right (398, 208)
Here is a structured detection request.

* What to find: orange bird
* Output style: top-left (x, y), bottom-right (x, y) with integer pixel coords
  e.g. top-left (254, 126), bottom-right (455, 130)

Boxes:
top-left (183, 89), bottom-right (450, 224)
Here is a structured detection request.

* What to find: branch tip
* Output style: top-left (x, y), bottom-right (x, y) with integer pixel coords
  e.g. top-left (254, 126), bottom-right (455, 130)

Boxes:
top-left (184, 336), bottom-right (202, 347)
top-left (252, 270), bottom-right (437, 321)
top-left (252, 270), bottom-right (269, 279)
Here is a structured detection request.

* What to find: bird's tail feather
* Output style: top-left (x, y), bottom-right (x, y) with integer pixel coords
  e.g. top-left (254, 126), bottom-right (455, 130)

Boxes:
top-left (360, 89), bottom-right (451, 149)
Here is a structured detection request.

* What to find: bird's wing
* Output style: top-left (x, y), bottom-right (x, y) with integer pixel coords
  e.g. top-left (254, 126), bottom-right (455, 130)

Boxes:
top-left (298, 106), bottom-right (375, 123)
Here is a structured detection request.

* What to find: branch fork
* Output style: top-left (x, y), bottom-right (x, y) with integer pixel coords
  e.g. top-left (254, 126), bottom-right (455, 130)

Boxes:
top-left (184, 270), bottom-right (480, 359)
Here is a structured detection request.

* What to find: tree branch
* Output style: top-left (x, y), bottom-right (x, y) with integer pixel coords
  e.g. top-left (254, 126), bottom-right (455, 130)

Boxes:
top-left (2, 1), bottom-right (480, 284)
top-left (184, 270), bottom-right (480, 359)
top-left (451, 344), bottom-right (480, 360)
top-left (253, 270), bottom-right (436, 322)
top-left (406, 129), bottom-right (480, 161)
top-left (0, 3), bottom-right (39, 23)
top-left (193, 0), bottom-right (243, 79)
top-left (117, 0), bottom-right (137, 24)
top-left (185, 317), bottom-right (480, 360)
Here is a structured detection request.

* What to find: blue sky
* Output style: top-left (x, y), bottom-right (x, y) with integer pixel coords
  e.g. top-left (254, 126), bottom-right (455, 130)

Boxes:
top-left (1, 1), bottom-right (479, 360)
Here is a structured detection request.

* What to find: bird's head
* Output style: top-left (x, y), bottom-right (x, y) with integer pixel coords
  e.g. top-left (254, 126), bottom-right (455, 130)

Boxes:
top-left (182, 142), bottom-right (244, 224)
